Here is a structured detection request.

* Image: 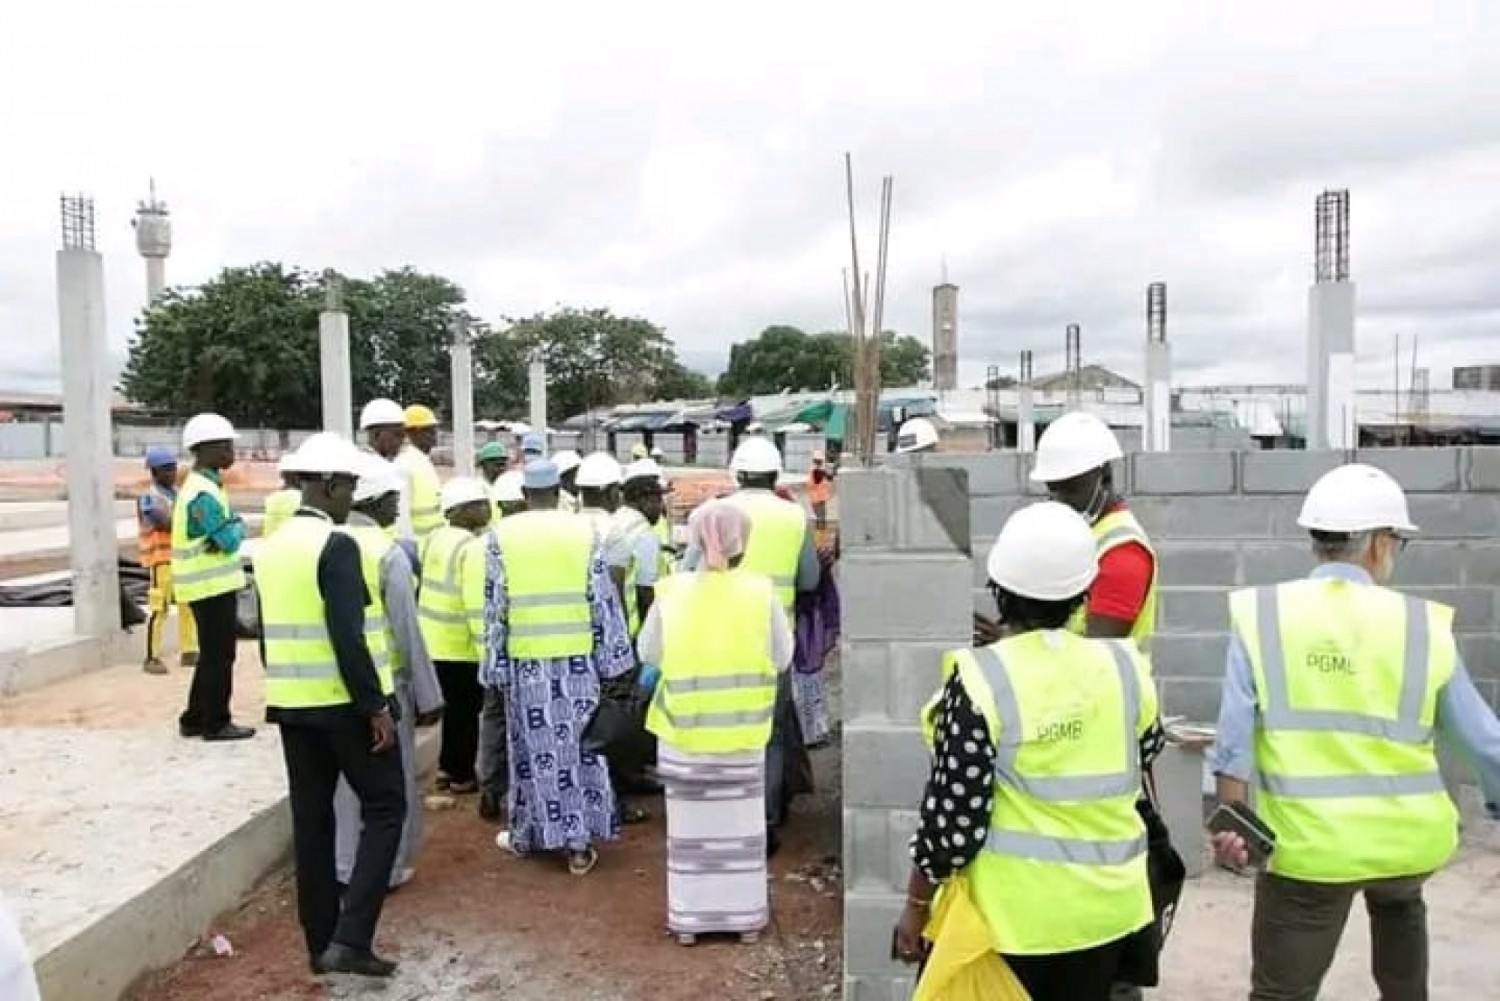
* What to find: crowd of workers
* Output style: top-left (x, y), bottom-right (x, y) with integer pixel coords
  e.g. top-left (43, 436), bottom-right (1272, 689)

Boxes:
top-left (122, 401), bottom-right (833, 980)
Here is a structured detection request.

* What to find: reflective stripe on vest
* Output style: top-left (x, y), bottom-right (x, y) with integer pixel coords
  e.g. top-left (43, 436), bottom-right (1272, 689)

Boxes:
top-left (170, 472), bottom-right (246, 602)
top-left (495, 510), bottom-right (595, 659)
top-left (417, 526), bottom-right (480, 660)
top-left (1230, 577), bottom-right (1459, 882)
top-left (1067, 506), bottom-right (1157, 648)
top-left (645, 571), bottom-right (778, 754)
top-left (343, 522), bottom-right (400, 677)
top-left (401, 449), bottom-right (444, 541)
top-left (726, 491), bottom-right (804, 612)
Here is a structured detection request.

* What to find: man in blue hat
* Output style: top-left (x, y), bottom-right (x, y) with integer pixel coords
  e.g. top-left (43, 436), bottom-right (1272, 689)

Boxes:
top-left (479, 458), bottom-right (635, 875)
top-left (138, 446), bottom-right (198, 675)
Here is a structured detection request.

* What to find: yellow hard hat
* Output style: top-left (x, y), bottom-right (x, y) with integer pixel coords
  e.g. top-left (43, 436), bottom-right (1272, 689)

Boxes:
top-left (403, 404), bottom-right (438, 429)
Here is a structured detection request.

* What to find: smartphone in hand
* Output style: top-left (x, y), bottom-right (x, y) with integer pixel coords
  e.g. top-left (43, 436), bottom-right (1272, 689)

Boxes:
top-left (1208, 801), bottom-right (1277, 868)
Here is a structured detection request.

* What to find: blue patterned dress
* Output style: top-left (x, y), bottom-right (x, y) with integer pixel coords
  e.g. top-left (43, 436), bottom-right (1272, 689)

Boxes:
top-left (480, 534), bottom-right (635, 853)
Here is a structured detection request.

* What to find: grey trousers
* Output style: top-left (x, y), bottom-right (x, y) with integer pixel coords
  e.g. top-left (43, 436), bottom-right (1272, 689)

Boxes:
top-left (478, 686), bottom-right (509, 800)
top-left (334, 682), bottom-right (420, 886)
top-left (1250, 869), bottom-right (1431, 1001)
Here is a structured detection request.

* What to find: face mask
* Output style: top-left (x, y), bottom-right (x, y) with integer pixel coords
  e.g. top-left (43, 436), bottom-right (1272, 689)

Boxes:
top-left (1081, 472), bottom-right (1109, 525)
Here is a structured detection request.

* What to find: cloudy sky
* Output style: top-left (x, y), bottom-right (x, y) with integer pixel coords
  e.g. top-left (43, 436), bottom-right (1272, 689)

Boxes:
top-left (1, 0), bottom-right (1496, 396)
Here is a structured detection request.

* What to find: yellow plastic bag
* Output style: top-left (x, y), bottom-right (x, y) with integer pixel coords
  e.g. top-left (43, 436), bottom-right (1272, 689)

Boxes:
top-left (912, 874), bottom-right (1031, 1001)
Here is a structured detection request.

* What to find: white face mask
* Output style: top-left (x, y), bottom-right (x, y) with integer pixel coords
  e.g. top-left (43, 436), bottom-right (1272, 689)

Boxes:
top-left (1081, 474), bottom-right (1110, 525)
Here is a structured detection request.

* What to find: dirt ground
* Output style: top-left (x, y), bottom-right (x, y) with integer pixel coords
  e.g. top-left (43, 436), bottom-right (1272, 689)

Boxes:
top-left (124, 711), bottom-right (843, 1001)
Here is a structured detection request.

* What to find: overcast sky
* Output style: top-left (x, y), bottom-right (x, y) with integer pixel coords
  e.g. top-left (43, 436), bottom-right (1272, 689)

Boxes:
top-left (2, 0), bottom-right (1496, 396)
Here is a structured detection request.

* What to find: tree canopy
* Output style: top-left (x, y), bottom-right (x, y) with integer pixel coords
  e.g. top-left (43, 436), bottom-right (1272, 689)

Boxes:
top-left (716, 325), bottom-right (931, 397)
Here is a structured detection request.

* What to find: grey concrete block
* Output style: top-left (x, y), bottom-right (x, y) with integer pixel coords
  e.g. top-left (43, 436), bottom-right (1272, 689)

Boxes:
top-left (839, 471), bottom-right (895, 550)
top-left (1459, 636), bottom-right (1500, 681)
top-left (899, 466), bottom-right (972, 554)
top-left (1158, 587), bottom-right (1230, 634)
top-left (1158, 678), bottom-right (1224, 722)
top-left (1130, 496), bottom-right (1279, 539)
top-left (1156, 543), bottom-right (1238, 587)
top-left (1407, 495), bottom-right (1500, 539)
top-left (1150, 632), bottom-right (1231, 681)
top-left (913, 452), bottom-right (1023, 496)
top-left (1240, 449), bottom-right (1344, 495)
top-left (1464, 544), bottom-right (1500, 587)
top-left (1468, 447), bottom-right (1500, 492)
top-left (1356, 447), bottom-right (1463, 493)
top-left (843, 806), bottom-right (893, 892)
top-left (1131, 451), bottom-right (1237, 495)
top-left (842, 642), bottom-right (892, 723)
top-left (971, 536), bottom-right (997, 588)
top-left (969, 494), bottom-right (1024, 538)
top-left (842, 725), bottom-right (931, 809)
top-left (885, 810), bottom-right (919, 894)
top-left (1239, 542), bottom-right (1315, 586)
top-left (841, 552), bottom-right (971, 642)
top-left (888, 643), bottom-right (949, 724)
top-left (843, 892), bottom-right (908, 978)
top-left (1396, 541), bottom-right (1477, 587)
top-left (1405, 587), bottom-right (1493, 634)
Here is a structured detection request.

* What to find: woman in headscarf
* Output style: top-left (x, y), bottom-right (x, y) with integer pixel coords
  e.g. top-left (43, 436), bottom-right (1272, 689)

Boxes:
top-left (639, 500), bottom-right (794, 945)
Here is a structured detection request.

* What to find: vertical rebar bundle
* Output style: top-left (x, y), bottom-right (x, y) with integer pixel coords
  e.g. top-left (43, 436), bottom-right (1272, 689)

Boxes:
top-left (1064, 324), bottom-right (1082, 408)
top-left (60, 194), bottom-right (96, 251)
top-left (1019, 350), bottom-right (1033, 384)
top-left (842, 154), bottom-right (894, 466)
top-left (1314, 189), bottom-right (1350, 283)
top-left (1147, 282), bottom-right (1167, 343)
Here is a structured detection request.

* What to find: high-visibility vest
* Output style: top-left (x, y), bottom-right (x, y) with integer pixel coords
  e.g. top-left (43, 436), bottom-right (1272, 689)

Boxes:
top-left (645, 570), bottom-right (778, 754)
top-left (494, 510), bottom-right (595, 659)
top-left (725, 490), bottom-right (806, 613)
top-left (171, 471), bottom-right (246, 603)
top-left (398, 447), bottom-right (444, 542)
top-left (1229, 578), bottom-right (1459, 883)
top-left (262, 488), bottom-right (300, 538)
top-left (137, 484), bottom-right (174, 569)
top-left (255, 516), bottom-right (393, 709)
top-left (609, 507), bottom-right (655, 635)
top-left (342, 522), bottom-right (399, 676)
top-left (417, 524), bottom-right (483, 662)
top-left (655, 516), bottom-right (675, 577)
top-left (1067, 506), bottom-right (1158, 647)
top-left (929, 631), bottom-right (1155, 955)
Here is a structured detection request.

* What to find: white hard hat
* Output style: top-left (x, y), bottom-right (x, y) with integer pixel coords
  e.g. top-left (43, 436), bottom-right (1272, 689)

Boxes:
top-left (1030, 411), bottom-right (1123, 483)
top-left (623, 458), bottom-right (662, 483)
top-left (730, 437), bottom-right (782, 474)
top-left (895, 418), bottom-right (940, 454)
top-left (986, 501), bottom-right (1099, 601)
top-left (492, 470), bottom-right (524, 503)
top-left (440, 476), bottom-right (490, 513)
top-left (276, 453), bottom-right (295, 476)
top-left (552, 449), bottom-right (583, 475)
top-left (353, 457), bottom-right (402, 504)
top-left (1297, 463), bottom-right (1418, 535)
top-left (574, 451), bottom-right (623, 488)
top-left (290, 432), bottom-right (363, 476)
top-left (359, 398), bottom-right (405, 430)
top-left (182, 413), bottom-right (238, 451)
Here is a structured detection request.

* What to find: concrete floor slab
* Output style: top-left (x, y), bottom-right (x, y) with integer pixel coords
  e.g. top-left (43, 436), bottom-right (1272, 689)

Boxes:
top-left (0, 500), bottom-right (135, 532)
top-left (0, 609), bottom-right (127, 697)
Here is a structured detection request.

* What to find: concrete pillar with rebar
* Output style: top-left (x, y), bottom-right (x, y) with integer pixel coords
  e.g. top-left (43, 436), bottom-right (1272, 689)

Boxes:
top-left (318, 272), bottom-right (353, 438)
top-left (450, 317), bottom-right (475, 475)
top-left (1307, 189), bottom-right (1356, 449)
top-left (1017, 350), bottom-right (1036, 453)
top-left (1144, 281), bottom-right (1171, 452)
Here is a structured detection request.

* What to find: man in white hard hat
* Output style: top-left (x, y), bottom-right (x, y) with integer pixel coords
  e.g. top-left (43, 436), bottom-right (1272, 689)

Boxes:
top-left (253, 432), bottom-right (404, 978)
top-left (491, 470), bottom-right (526, 518)
top-left (481, 459), bottom-right (636, 873)
top-left (892, 502), bottom-right (1158, 995)
top-left (609, 459), bottom-right (667, 637)
top-left (894, 417), bottom-right (940, 455)
top-left (573, 451), bottom-right (623, 538)
top-left (1210, 463), bottom-right (1500, 1001)
top-left (554, 449), bottom-right (584, 514)
top-left (172, 412), bottom-right (255, 742)
top-left (358, 399), bottom-right (412, 542)
top-left (333, 458), bottom-right (444, 891)
top-left (416, 477), bottom-right (492, 797)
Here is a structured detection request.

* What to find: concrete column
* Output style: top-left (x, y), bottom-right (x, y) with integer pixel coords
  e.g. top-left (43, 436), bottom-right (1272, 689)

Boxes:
top-left (318, 278), bottom-right (353, 438)
top-left (1016, 385), bottom-right (1036, 453)
top-left (528, 356), bottom-right (548, 438)
top-left (56, 246), bottom-right (121, 637)
top-left (1307, 281), bottom-right (1357, 449)
top-left (1144, 340), bottom-right (1172, 452)
top-left (450, 321), bottom-right (475, 476)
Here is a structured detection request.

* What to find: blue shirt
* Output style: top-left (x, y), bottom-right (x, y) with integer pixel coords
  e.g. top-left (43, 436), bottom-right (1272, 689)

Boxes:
top-left (137, 484), bottom-right (176, 528)
top-left (1211, 562), bottom-right (1500, 811)
top-left (184, 469), bottom-right (245, 556)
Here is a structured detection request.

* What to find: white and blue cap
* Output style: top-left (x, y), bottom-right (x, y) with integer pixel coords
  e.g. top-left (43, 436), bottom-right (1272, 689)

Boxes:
top-left (522, 458), bottom-right (560, 490)
top-left (521, 432), bottom-right (545, 455)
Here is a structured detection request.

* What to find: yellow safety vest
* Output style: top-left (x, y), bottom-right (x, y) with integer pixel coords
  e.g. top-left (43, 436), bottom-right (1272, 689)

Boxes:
top-left (646, 570), bottom-right (778, 754)
top-left (609, 507), bottom-right (655, 636)
top-left (928, 631), bottom-right (1156, 955)
top-left (171, 470), bottom-right (247, 603)
top-left (255, 516), bottom-right (393, 708)
top-left (418, 525), bottom-right (483, 661)
top-left (1067, 506), bottom-right (1158, 647)
top-left (262, 488), bottom-right (300, 538)
top-left (399, 447), bottom-right (444, 542)
top-left (655, 516), bottom-right (675, 578)
top-left (494, 510), bottom-right (596, 659)
top-left (342, 523), bottom-right (398, 676)
top-left (725, 490), bottom-right (806, 613)
top-left (1229, 578), bottom-right (1459, 883)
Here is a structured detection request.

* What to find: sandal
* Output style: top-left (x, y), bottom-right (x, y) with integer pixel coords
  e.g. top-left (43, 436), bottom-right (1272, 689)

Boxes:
top-left (433, 774), bottom-right (452, 792)
top-left (567, 847), bottom-right (598, 876)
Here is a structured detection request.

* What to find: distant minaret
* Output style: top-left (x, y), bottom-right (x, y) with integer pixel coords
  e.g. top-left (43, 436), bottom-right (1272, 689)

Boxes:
top-left (931, 259), bottom-right (958, 390)
top-left (131, 179), bottom-right (171, 305)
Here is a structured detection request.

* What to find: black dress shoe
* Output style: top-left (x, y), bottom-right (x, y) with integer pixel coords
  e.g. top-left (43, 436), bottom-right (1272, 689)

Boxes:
top-left (203, 723), bottom-right (256, 742)
top-left (314, 943), bottom-right (398, 978)
top-left (178, 724), bottom-right (204, 739)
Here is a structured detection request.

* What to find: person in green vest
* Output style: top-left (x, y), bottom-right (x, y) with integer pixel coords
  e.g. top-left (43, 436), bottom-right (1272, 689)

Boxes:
top-left (894, 501), bottom-right (1158, 1000)
top-left (607, 460), bottom-right (665, 636)
top-left (253, 432), bottom-right (404, 979)
top-left (262, 452), bottom-right (304, 538)
top-left (171, 412), bottom-right (255, 742)
top-left (397, 404), bottom-right (445, 544)
top-left (1210, 463), bottom-right (1500, 1000)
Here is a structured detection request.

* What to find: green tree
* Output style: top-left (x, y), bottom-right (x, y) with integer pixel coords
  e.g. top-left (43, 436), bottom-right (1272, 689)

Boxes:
top-left (499, 307), bottom-right (694, 421)
top-left (652, 359), bottom-right (715, 401)
top-left (471, 325), bottom-right (531, 419)
top-left (344, 267), bottom-right (467, 410)
top-left (716, 325), bottom-right (930, 396)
